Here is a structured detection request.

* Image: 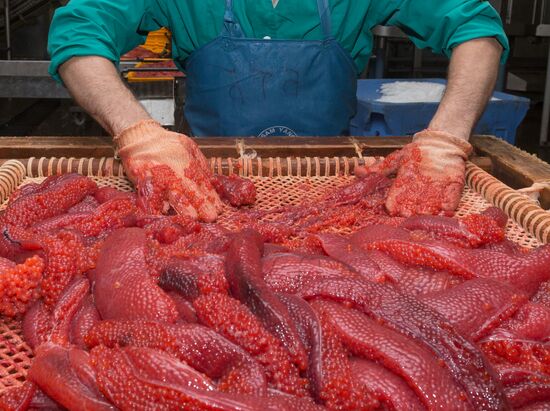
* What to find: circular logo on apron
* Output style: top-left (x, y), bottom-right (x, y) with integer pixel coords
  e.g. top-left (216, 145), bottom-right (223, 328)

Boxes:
top-left (258, 126), bottom-right (297, 137)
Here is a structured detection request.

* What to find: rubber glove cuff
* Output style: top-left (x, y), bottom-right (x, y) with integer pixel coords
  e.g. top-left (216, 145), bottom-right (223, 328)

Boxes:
top-left (113, 119), bottom-right (163, 151)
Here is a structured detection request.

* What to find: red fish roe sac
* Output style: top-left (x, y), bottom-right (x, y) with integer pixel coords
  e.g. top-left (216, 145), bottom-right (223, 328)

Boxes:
top-left (399, 213), bottom-right (504, 248)
top-left (28, 344), bottom-right (114, 410)
top-left (94, 186), bottom-right (135, 204)
top-left (85, 320), bottom-right (181, 353)
top-left (23, 301), bottom-right (53, 350)
top-left (139, 215), bottom-right (201, 245)
top-left (49, 276), bottom-right (91, 346)
top-left (311, 303), bottom-right (378, 411)
top-left (158, 256), bottom-right (229, 300)
top-left (317, 300), bottom-right (472, 410)
top-left (350, 358), bottom-right (425, 411)
top-left (210, 174), bottom-right (257, 206)
top-left (225, 173), bottom-right (396, 248)
top-left (41, 231), bottom-right (91, 308)
top-left (91, 345), bottom-right (218, 410)
top-left (481, 206), bottom-right (509, 228)
top-left (68, 195), bottom-right (100, 213)
top-left (460, 214), bottom-right (505, 246)
top-left (298, 202), bottom-right (398, 235)
top-left (67, 197), bottom-right (137, 237)
top-left (0, 381), bottom-right (36, 410)
top-left (0, 255), bottom-right (45, 317)
top-left (533, 281), bottom-right (550, 309)
top-left (2, 174), bottom-right (97, 228)
top-left (145, 239), bottom-right (204, 275)
top-left (145, 226), bottom-right (230, 273)
top-left (481, 339), bottom-right (550, 375)
top-left (193, 293), bottom-right (309, 397)
top-left (225, 229), bottom-right (308, 371)
top-left (69, 295), bottom-right (100, 349)
top-left (366, 239), bottom-right (470, 277)
top-left (91, 228), bottom-right (178, 323)
top-left (85, 320), bottom-right (267, 396)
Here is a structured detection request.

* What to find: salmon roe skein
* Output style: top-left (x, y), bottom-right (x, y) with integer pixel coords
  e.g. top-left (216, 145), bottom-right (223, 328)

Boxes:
top-left (313, 303), bottom-right (379, 411)
top-left (481, 339), bottom-right (550, 376)
top-left (460, 214), bottom-right (505, 245)
top-left (40, 231), bottom-right (92, 308)
top-left (193, 292), bottom-right (309, 397)
top-left (67, 197), bottom-right (137, 237)
top-left (2, 174), bottom-right (97, 228)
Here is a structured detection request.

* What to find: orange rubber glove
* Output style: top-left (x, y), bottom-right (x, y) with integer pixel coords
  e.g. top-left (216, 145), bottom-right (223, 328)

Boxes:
top-left (114, 120), bottom-right (222, 222)
top-left (367, 130), bottom-right (473, 217)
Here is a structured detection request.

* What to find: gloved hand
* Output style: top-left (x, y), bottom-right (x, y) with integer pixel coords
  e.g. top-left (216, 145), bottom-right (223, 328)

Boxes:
top-left (367, 129), bottom-right (473, 217)
top-left (115, 120), bottom-right (222, 222)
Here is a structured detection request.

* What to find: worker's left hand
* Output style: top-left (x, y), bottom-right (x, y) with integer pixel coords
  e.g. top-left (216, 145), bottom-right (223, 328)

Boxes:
top-left (366, 129), bottom-right (473, 217)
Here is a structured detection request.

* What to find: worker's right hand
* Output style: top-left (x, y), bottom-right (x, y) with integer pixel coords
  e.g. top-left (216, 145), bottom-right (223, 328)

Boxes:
top-left (115, 120), bottom-right (223, 222)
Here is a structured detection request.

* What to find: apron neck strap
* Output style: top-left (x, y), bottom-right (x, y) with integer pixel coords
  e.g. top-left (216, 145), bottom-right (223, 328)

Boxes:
top-left (223, 0), bottom-right (244, 37)
top-left (317, 0), bottom-right (332, 39)
top-left (223, 0), bottom-right (332, 39)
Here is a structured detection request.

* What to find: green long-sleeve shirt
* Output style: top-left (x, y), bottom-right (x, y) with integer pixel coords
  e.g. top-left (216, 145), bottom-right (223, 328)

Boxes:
top-left (48, 0), bottom-right (508, 80)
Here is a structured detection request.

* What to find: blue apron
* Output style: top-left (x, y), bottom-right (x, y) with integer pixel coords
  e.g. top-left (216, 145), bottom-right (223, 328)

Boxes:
top-left (183, 0), bottom-right (358, 137)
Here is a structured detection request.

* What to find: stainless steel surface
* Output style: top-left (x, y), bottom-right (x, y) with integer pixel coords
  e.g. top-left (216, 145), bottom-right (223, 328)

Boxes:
top-left (0, 77), bottom-right (69, 98)
top-left (3, 0), bottom-right (10, 60)
top-left (372, 25), bottom-right (407, 39)
top-left (537, 23), bottom-right (550, 36)
top-left (0, 60), bottom-right (175, 99)
top-left (0, 59), bottom-right (50, 76)
top-left (0, 60), bottom-right (136, 77)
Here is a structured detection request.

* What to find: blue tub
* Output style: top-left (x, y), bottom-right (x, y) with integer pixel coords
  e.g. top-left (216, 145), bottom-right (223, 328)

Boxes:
top-left (350, 79), bottom-right (530, 144)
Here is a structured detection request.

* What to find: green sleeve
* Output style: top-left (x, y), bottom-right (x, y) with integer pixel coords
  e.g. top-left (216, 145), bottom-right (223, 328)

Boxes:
top-left (384, 0), bottom-right (509, 62)
top-left (48, 0), bottom-right (168, 81)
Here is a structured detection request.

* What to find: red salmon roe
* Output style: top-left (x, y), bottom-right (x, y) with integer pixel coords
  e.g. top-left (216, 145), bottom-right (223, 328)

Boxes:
top-left (193, 293), bottom-right (309, 397)
top-left (482, 339), bottom-right (550, 376)
top-left (0, 255), bottom-right (45, 317)
top-left (314, 306), bottom-right (378, 411)
top-left (461, 214), bottom-right (505, 246)
top-left (41, 231), bottom-right (93, 308)
top-left (69, 197), bottom-right (137, 237)
top-left (3, 174), bottom-right (97, 228)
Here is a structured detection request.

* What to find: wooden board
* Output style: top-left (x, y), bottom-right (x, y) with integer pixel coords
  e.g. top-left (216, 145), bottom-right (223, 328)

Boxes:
top-left (0, 136), bottom-right (114, 159)
top-left (0, 136), bottom-right (411, 159)
top-left (472, 135), bottom-right (550, 210)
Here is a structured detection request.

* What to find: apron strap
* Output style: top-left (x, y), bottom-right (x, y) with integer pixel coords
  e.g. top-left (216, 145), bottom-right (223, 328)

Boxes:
top-left (317, 0), bottom-right (332, 39)
top-left (223, 0), bottom-right (244, 37)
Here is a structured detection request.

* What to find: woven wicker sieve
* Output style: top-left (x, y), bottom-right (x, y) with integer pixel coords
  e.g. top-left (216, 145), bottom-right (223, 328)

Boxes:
top-left (0, 155), bottom-right (548, 392)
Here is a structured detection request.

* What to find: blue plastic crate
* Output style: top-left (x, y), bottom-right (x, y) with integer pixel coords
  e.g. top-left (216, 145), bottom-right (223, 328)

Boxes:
top-left (350, 79), bottom-right (530, 144)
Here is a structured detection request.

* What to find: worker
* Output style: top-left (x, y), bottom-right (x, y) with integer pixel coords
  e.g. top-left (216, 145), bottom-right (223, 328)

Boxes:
top-left (48, 0), bottom-right (508, 221)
